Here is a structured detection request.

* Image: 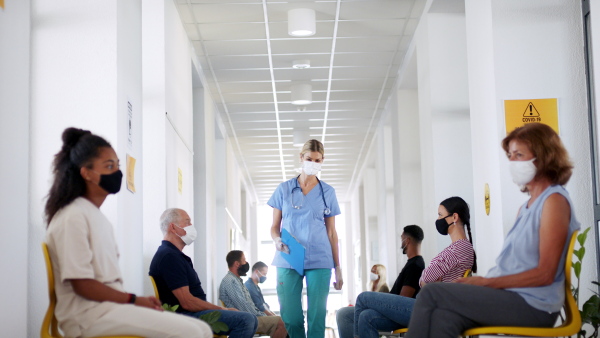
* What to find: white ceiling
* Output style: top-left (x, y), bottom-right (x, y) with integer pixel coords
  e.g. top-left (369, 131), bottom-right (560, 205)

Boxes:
top-left (176, 0), bottom-right (426, 203)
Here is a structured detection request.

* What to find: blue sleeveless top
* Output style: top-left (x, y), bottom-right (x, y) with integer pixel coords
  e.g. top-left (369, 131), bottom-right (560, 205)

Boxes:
top-left (486, 185), bottom-right (580, 313)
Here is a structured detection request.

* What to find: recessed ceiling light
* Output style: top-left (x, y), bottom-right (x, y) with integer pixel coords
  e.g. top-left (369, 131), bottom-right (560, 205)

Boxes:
top-left (292, 60), bottom-right (311, 69)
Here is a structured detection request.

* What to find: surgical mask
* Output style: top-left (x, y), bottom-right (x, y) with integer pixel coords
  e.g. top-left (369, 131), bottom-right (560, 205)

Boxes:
top-left (95, 170), bottom-right (123, 194)
top-left (369, 272), bottom-right (379, 281)
top-left (257, 271), bottom-right (267, 283)
top-left (509, 158), bottom-right (537, 188)
top-left (176, 224), bottom-right (197, 245)
top-left (238, 262), bottom-right (250, 276)
top-left (302, 161), bottom-right (322, 176)
top-left (435, 215), bottom-right (453, 236)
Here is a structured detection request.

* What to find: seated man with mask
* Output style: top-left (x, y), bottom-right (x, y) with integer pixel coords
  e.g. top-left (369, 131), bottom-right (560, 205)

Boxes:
top-left (244, 261), bottom-right (276, 316)
top-left (219, 251), bottom-right (287, 338)
top-left (149, 208), bottom-right (258, 338)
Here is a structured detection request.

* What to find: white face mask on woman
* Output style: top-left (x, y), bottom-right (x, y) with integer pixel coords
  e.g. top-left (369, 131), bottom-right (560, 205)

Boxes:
top-left (369, 272), bottom-right (379, 281)
top-left (509, 158), bottom-right (537, 188)
top-left (302, 161), bottom-right (322, 176)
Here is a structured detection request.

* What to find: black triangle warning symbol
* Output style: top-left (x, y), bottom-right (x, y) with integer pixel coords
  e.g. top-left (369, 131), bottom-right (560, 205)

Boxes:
top-left (522, 102), bottom-right (540, 117)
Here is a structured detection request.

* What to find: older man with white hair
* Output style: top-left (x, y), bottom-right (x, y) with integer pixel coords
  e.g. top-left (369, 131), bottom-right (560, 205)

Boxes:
top-left (149, 208), bottom-right (258, 338)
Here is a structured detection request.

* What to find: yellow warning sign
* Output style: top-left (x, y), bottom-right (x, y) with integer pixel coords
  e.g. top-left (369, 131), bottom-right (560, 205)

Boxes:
top-left (504, 98), bottom-right (559, 135)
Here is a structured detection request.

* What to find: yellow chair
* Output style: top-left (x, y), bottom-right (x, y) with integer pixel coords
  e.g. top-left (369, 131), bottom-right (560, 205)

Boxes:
top-left (149, 275), bottom-right (160, 300)
top-left (462, 230), bottom-right (582, 337)
top-left (41, 243), bottom-right (142, 338)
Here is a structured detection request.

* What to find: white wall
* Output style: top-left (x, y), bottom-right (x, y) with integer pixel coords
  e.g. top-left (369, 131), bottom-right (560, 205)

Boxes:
top-left (29, 1), bottom-right (124, 334)
top-left (490, 0), bottom-right (597, 307)
top-left (0, 1), bottom-right (30, 335)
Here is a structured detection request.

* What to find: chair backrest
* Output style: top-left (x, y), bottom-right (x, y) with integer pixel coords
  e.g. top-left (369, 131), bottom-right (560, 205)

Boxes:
top-left (562, 230), bottom-right (582, 331)
top-left (149, 275), bottom-right (160, 300)
top-left (41, 242), bottom-right (63, 338)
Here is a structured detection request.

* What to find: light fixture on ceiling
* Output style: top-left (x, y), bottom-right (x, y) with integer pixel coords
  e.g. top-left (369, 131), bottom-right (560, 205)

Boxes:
top-left (288, 8), bottom-right (316, 37)
top-left (293, 128), bottom-right (312, 147)
top-left (291, 83), bottom-right (312, 105)
top-left (292, 59), bottom-right (311, 69)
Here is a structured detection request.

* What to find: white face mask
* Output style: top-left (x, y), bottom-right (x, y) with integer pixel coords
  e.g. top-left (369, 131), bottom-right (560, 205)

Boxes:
top-left (302, 161), bottom-right (322, 176)
top-left (369, 272), bottom-right (379, 281)
top-left (509, 158), bottom-right (537, 188)
top-left (176, 224), bottom-right (197, 245)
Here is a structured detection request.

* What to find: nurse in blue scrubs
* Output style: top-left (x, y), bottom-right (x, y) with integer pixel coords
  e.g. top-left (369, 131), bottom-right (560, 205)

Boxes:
top-left (269, 139), bottom-right (343, 338)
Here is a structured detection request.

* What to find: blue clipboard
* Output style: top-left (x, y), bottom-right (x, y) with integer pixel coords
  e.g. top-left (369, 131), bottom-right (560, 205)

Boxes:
top-left (280, 228), bottom-right (305, 275)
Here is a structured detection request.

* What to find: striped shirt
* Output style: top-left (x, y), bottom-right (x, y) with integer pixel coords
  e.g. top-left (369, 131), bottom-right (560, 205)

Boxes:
top-left (419, 238), bottom-right (474, 285)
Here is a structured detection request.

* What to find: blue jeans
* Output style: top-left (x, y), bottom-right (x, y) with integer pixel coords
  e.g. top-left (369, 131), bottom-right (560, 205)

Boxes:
top-left (182, 309), bottom-right (258, 338)
top-left (354, 292), bottom-right (415, 338)
top-left (335, 306), bottom-right (355, 338)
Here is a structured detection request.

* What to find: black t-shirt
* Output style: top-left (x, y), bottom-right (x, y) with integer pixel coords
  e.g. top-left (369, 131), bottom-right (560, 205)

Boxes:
top-left (389, 255), bottom-right (425, 297)
top-left (149, 240), bottom-right (207, 312)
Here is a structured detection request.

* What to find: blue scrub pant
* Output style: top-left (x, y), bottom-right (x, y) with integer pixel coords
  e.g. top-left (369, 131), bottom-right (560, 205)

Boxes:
top-left (277, 267), bottom-right (332, 338)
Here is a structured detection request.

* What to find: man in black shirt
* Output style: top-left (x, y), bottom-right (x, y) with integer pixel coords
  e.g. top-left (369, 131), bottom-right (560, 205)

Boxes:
top-left (149, 208), bottom-right (258, 338)
top-left (336, 225), bottom-right (425, 338)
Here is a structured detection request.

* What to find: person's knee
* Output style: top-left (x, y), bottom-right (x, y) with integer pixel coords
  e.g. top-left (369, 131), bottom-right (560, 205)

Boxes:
top-left (355, 292), bottom-right (368, 308)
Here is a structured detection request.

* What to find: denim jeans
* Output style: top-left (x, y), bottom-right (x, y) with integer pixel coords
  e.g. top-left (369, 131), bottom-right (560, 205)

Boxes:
top-left (182, 309), bottom-right (258, 338)
top-left (354, 292), bottom-right (415, 338)
top-left (335, 306), bottom-right (355, 338)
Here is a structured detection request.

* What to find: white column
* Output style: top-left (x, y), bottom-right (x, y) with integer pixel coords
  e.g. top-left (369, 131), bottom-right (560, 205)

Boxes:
top-left (376, 121), bottom-right (398, 278)
top-left (142, 0), bottom-right (167, 296)
top-left (416, 11), bottom-right (474, 261)
top-left (464, 0), bottom-right (504, 275)
top-left (0, 1), bottom-right (30, 335)
top-left (394, 87), bottom-right (424, 269)
top-left (116, 0), bottom-right (143, 294)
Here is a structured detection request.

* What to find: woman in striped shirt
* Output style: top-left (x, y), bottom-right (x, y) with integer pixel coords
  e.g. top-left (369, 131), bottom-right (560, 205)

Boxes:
top-left (352, 196), bottom-right (476, 338)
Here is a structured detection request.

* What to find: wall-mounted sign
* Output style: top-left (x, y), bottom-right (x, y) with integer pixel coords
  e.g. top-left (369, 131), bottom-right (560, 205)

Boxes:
top-left (484, 183), bottom-right (490, 216)
top-left (178, 168), bottom-right (183, 195)
top-left (504, 98), bottom-right (559, 134)
top-left (126, 154), bottom-right (136, 193)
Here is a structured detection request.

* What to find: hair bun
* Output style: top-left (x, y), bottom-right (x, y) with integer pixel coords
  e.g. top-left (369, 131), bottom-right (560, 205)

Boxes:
top-left (61, 127), bottom-right (91, 150)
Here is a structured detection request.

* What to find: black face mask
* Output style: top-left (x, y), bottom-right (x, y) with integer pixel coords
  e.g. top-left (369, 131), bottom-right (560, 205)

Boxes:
top-left (99, 170), bottom-right (123, 194)
top-left (435, 215), bottom-right (453, 236)
top-left (238, 262), bottom-right (250, 276)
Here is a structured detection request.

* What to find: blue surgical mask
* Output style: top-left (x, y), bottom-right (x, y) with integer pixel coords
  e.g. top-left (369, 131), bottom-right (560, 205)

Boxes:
top-left (257, 270), bottom-right (267, 283)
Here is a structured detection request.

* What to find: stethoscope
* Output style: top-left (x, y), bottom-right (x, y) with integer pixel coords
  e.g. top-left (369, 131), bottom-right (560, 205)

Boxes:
top-left (291, 175), bottom-right (331, 215)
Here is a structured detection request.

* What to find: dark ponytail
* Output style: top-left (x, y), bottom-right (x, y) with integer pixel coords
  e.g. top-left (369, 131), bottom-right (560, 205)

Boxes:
top-left (44, 127), bottom-right (111, 225)
top-left (440, 196), bottom-right (478, 273)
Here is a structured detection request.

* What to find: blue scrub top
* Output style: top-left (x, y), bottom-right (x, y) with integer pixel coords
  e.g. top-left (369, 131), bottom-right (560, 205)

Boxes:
top-left (268, 177), bottom-right (341, 270)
